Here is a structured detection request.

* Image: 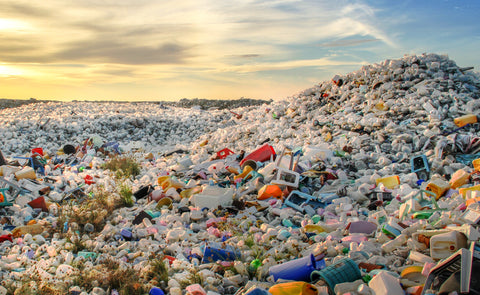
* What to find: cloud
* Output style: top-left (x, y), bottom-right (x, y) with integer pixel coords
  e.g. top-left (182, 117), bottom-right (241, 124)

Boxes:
top-left (218, 57), bottom-right (366, 73)
top-left (56, 40), bottom-right (193, 65)
top-left (319, 38), bottom-right (380, 47)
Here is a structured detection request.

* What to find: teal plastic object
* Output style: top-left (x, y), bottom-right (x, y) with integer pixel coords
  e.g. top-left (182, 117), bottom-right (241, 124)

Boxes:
top-left (310, 258), bottom-right (362, 295)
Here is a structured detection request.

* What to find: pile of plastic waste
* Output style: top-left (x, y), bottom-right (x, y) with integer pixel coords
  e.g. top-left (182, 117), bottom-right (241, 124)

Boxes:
top-left (0, 53), bottom-right (479, 295)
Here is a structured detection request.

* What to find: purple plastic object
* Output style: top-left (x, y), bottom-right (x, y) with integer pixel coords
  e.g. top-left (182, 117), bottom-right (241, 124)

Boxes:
top-left (348, 221), bottom-right (377, 235)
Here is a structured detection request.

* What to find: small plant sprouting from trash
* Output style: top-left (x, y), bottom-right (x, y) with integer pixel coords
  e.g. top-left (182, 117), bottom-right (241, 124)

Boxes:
top-left (102, 156), bottom-right (141, 179)
top-left (118, 182), bottom-right (134, 207)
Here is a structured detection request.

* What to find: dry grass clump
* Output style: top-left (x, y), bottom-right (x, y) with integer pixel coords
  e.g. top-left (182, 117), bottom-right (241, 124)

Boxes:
top-left (102, 156), bottom-right (141, 179)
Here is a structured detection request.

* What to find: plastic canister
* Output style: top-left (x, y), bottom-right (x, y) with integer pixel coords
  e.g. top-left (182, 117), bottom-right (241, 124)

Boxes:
top-left (375, 175), bottom-right (400, 189)
top-left (449, 169), bottom-right (470, 189)
top-left (268, 282), bottom-right (318, 295)
top-left (454, 114), bottom-right (477, 127)
top-left (268, 254), bottom-right (325, 282)
top-left (425, 179), bottom-right (450, 199)
top-left (430, 231), bottom-right (468, 260)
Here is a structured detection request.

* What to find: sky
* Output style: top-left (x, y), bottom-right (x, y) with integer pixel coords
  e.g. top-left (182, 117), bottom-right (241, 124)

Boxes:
top-left (0, 0), bottom-right (479, 102)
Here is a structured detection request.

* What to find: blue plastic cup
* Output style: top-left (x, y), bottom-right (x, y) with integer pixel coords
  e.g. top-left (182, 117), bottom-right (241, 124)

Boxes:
top-left (268, 254), bottom-right (325, 282)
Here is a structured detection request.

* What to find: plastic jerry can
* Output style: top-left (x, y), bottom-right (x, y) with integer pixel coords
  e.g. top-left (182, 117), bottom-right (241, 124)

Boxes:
top-left (430, 231), bottom-right (468, 260)
top-left (454, 114), bottom-right (477, 127)
top-left (375, 175), bottom-right (400, 189)
top-left (425, 178), bottom-right (450, 199)
top-left (449, 169), bottom-right (470, 189)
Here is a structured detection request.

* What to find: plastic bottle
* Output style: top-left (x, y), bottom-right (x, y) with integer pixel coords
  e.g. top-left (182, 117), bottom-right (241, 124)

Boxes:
top-left (381, 234), bottom-right (407, 253)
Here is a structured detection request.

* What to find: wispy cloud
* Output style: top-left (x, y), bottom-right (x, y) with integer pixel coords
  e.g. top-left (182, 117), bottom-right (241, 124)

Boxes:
top-left (319, 38), bottom-right (380, 47)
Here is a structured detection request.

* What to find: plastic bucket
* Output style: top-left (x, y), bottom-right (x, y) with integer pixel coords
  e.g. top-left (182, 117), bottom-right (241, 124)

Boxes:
top-left (269, 254), bottom-right (325, 282)
top-left (156, 196), bottom-right (173, 210)
top-left (240, 144), bottom-right (275, 167)
top-left (310, 258), bottom-right (362, 295)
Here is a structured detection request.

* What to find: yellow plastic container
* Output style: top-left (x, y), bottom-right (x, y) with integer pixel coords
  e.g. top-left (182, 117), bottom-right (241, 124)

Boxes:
top-left (304, 224), bottom-right (326, 234)
top-left (449, 169), bottom-right (470, 189)
top-left (473, 158), bottom-right (480, 171)
top-left (15, 167), bottom-right (36, 180)
top-left (269, 282), bottom-right (318, 295)
top-left (454, 114), bottom-right (477, 127)
top-left (425, 179), bottom-right (450, 199)
top-left (376, 175), bottom-right (400, 189)
top-left (459, 184), bottom-right (480, 198)
top-left (234, 165), bottom-right (254, 181)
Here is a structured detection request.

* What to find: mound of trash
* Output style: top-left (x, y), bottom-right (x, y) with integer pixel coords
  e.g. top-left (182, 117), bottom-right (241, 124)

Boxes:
top-left (0, 53), bottom-right (479, 295)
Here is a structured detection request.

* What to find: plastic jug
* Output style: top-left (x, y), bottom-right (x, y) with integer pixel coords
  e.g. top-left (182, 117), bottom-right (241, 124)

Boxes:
top-left (375, 175), bottom-right (400, 189)
top-left (425, 178), bottom-right (450, 199)
top-left (454, 114), bottom-right (477, 127)
top-left (449, 169), bottom-right (470, 189)
top-left (430, 231), bottom-right (468, 260)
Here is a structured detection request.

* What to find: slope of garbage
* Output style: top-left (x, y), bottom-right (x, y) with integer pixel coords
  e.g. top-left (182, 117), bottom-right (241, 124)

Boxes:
top-left (0, 52), bottom-right (480, 295)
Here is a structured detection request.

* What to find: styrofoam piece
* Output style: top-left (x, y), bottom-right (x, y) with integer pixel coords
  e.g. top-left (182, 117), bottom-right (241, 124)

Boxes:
top-left (191, 186), bottom-right (234, 209)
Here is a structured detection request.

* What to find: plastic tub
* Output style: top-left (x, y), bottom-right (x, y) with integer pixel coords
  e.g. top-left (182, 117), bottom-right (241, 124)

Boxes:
top-left (310, 258), bottom-right (362, 295)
